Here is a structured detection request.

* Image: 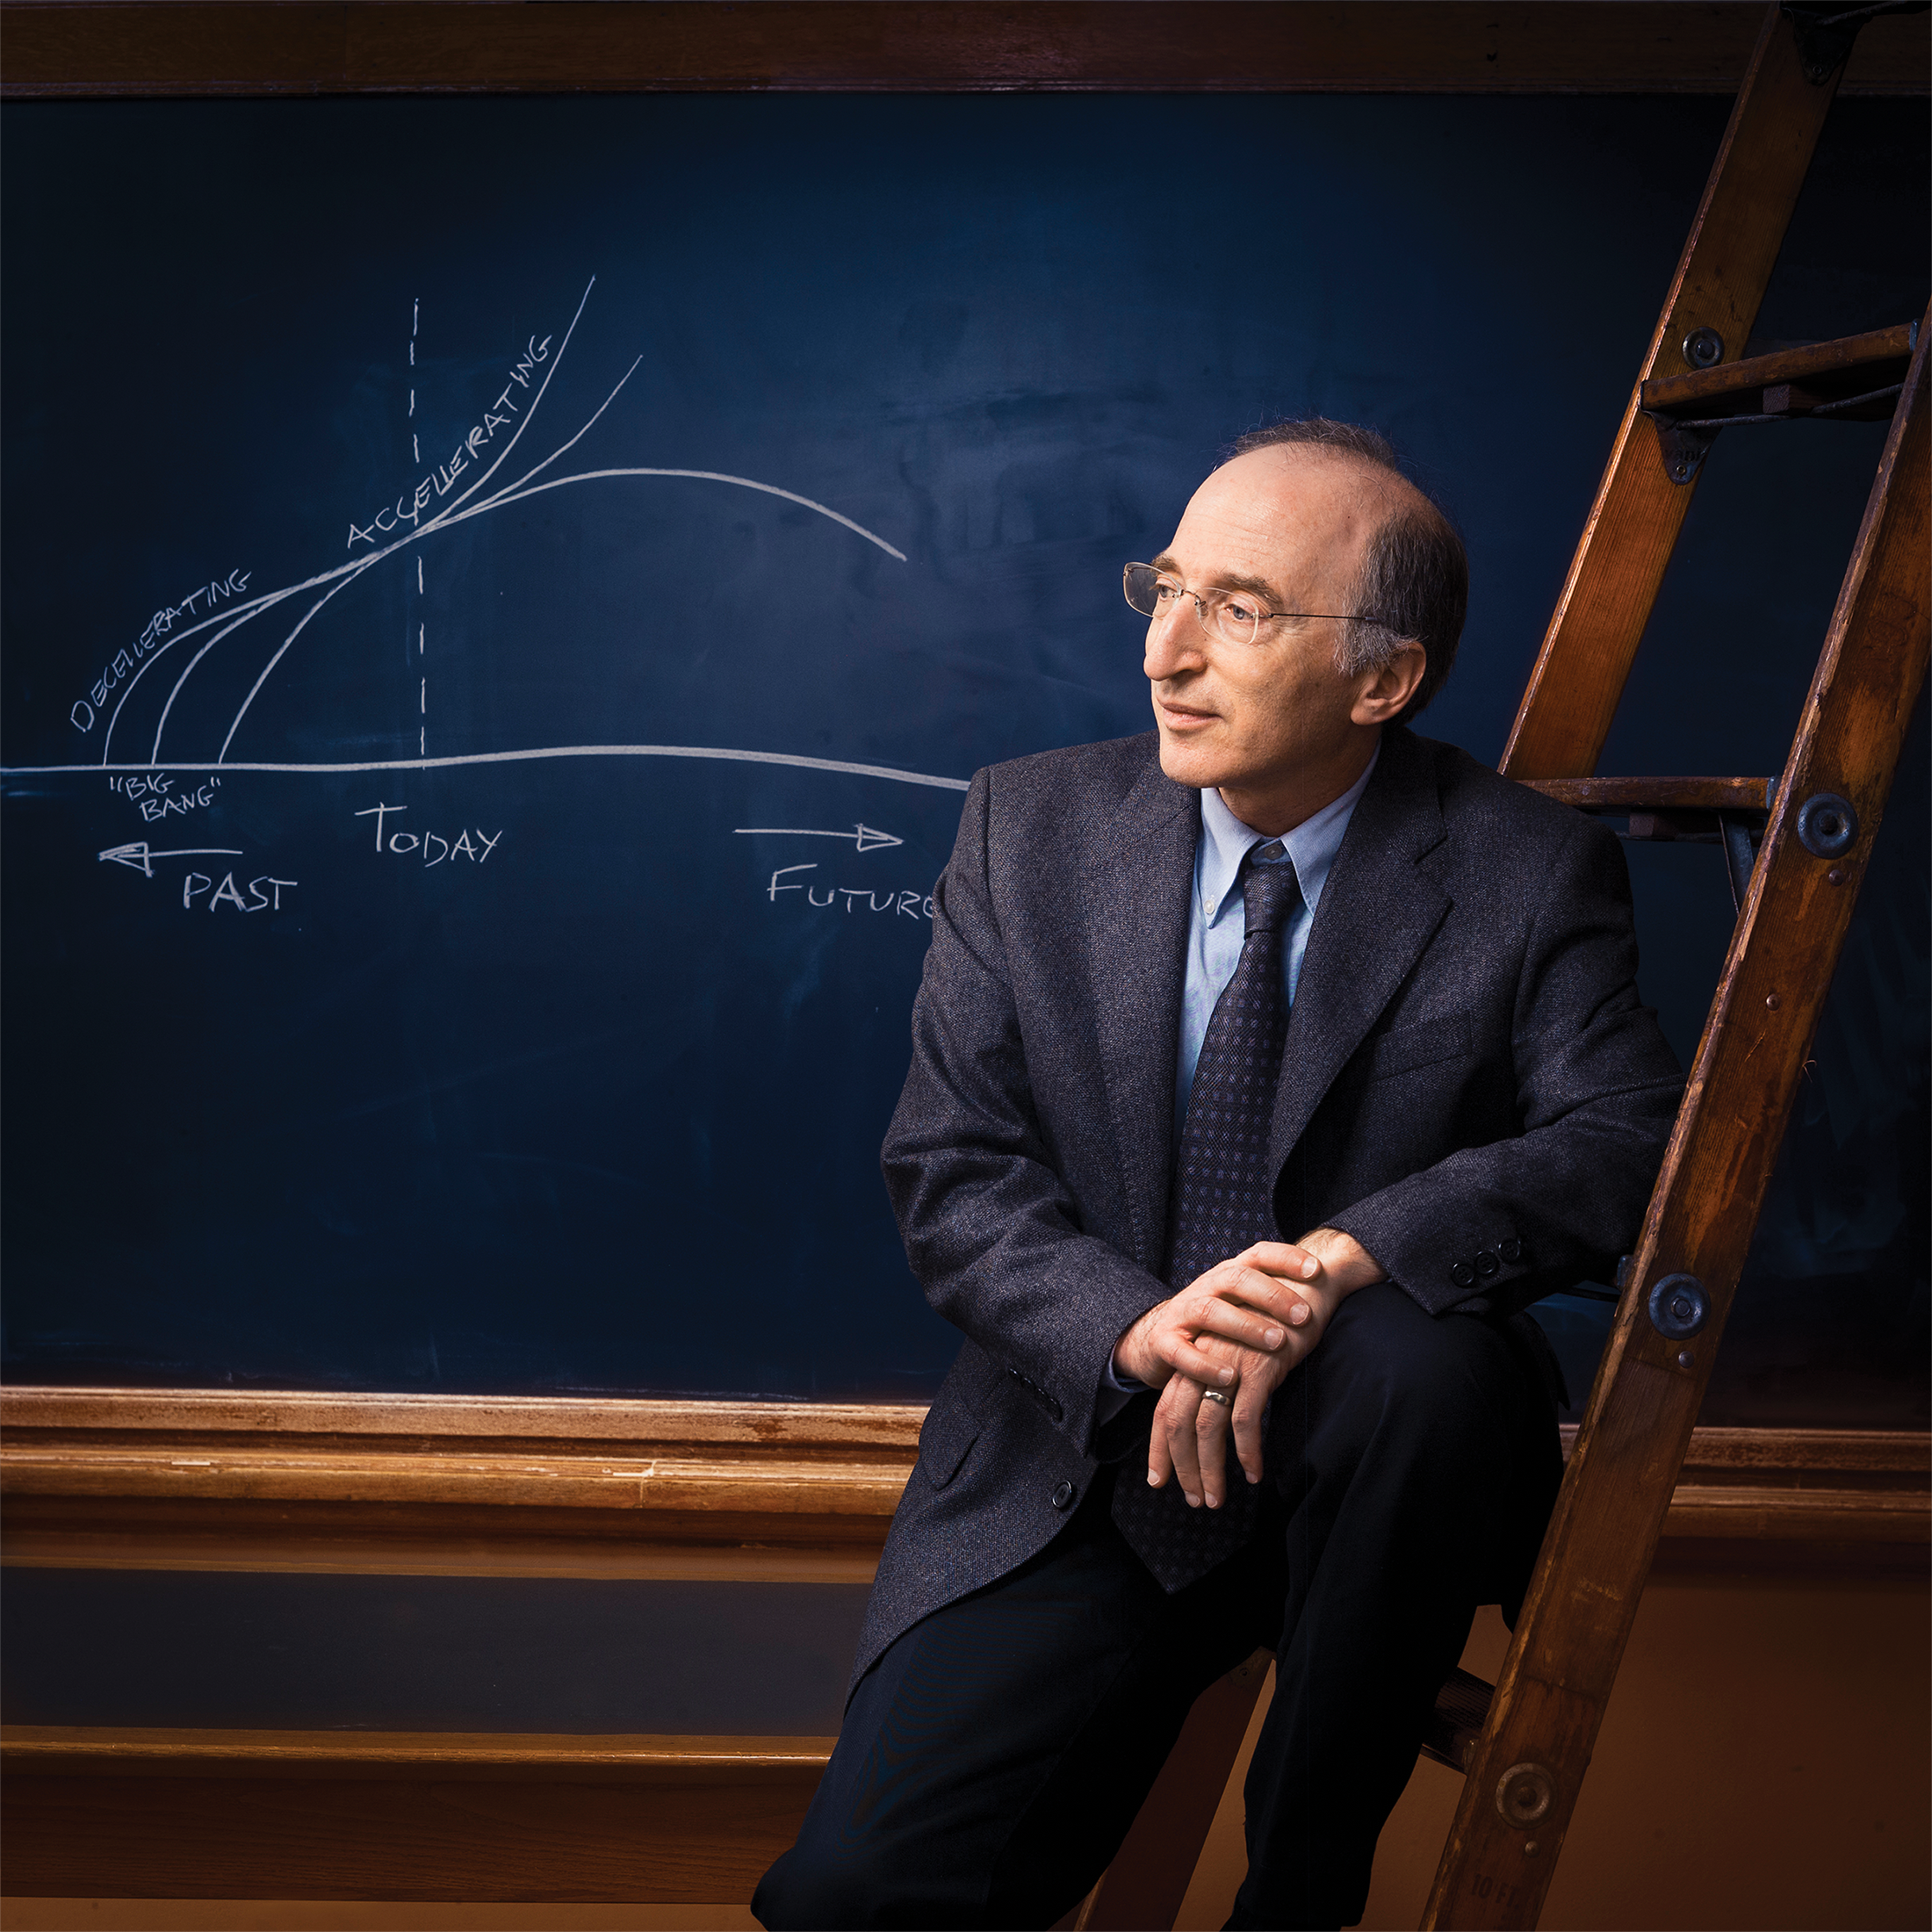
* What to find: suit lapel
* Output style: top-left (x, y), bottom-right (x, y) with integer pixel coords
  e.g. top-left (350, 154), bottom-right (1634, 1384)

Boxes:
top-left (1268, 731), bottom-right (1451, 1174)
top-left (1085, 749), bottom-right (1198, 1274)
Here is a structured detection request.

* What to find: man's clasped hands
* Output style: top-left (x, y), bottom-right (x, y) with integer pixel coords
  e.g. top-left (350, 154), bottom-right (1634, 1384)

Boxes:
top-left (1111, 1229), bottom-right (1388, 1510)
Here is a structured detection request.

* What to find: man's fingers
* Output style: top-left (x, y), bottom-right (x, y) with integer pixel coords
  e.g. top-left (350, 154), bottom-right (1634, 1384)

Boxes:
top-left (1240, 1240), bottom-right (1323, 1282)
top-left (1181, 1270), bottom-right (1314, 1336)
top-left (1225, 1269), bottom-right (1312, 1332)
top-left (1141, 1268), bottom-right (1331, 1497)
top-left (1158, 1332), bottom-right (1240, 1386)
top-left (1160, 1380), bottom-right (1207, 1507)
top-left (1140, 1290), bottom-right (1309, 1389)
top-left (1146, 1377), bottom-right (1195, 1496)
top-left (1229, 1388), bottom-right (1266, 1486)
top-left (1171, 1284), bottom-right (1299, 1352)
top-left (1193, 1388), bottom-right (1231, 1508)
top-left (1231, 1265), bottom-right (1317, 1321)
top-left (1146, 1411), bottom-right (1177, 1491)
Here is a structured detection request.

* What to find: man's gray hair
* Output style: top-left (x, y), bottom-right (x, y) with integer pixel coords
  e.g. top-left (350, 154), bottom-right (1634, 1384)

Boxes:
top-left (1225, 418), bottom-right (1467, 723)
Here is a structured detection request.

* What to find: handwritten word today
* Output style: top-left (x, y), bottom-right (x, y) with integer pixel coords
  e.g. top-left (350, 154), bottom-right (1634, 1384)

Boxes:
top-left (768, 866), bottom-right (934, 919)
top-left (345, 333), bottom-right (552, 550)
top-left (354, 804), bottom-right (502, 866)
top-left (183, 873), bottom-right (297, 912)
top-left (108, 772), bottom-right (222, 822)
top-left (70, 568), bottom-right (251, 733)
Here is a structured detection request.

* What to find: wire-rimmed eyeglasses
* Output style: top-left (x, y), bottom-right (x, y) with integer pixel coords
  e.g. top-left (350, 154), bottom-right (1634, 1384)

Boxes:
top-left (1122, 562), bottom-right (1386, 648)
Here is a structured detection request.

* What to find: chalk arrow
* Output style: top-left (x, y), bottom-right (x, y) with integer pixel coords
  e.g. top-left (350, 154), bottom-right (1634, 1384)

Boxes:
top-left (734, 824), bottom-right (905, 853)
top-left (98, 842), bottom-right (243, 880)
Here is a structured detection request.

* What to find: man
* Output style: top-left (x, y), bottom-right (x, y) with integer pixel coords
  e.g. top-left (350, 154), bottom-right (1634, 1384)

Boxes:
top-left (756, 420), bottom-right (1682, 1929)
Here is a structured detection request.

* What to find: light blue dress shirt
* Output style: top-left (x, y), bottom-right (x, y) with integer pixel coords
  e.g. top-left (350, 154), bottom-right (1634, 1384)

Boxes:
top-left (1101, 746), bottom-right (1380, 1409)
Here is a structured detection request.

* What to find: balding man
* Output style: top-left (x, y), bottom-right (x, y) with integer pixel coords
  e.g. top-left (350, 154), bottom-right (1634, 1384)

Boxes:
top-left (755, 421), bottom-right (1682, 1930)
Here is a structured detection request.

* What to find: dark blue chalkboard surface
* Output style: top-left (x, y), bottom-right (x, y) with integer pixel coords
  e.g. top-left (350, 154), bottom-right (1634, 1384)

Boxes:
top-left (4, 93), bottom-right (1924, 1413)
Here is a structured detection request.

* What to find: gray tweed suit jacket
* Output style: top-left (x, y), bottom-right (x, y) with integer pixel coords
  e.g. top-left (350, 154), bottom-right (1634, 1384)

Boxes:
top-left (861, 724), bottom-right (1682, 1689)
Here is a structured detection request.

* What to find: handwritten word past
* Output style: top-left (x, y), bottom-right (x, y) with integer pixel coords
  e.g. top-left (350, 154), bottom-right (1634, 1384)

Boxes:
top-left (183, 872), bottom-right (297, 912)
top-left (355, 804), bottom-right (502, 866)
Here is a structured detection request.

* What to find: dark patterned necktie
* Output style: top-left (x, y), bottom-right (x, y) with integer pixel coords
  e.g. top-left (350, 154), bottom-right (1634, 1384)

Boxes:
top-left (1113, 840), bottom-right (1301, 1590)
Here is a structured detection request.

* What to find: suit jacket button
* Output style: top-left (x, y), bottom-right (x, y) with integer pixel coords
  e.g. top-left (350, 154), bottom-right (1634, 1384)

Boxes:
top-left (1050, 1480), bottom-right (1076, 1510)
top-left (1499, 1239), bottom-right (1523, 1264)
top-left (1450, 1262), bottom-right (1476, 1288)
top-left (1474, 1250), bottom-right (1501, 1278)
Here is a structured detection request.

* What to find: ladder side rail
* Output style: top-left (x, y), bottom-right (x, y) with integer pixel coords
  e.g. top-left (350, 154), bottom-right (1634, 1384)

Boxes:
top-left (1424, 305), bottom-right (1932, 1931)
top-left (1499, 4), bottom-right (1842, 782)
top-left (1070, 1650), bottom-right (1272, 1931)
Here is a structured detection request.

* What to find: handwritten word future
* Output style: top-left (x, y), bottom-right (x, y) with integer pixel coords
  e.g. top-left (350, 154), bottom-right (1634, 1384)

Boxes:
top-left (354, 804), bottom-right (502, 866)
top-left (767, 866), bottom-right (934, 919)
top-left (345, 334), bottom-right (553, 550)
top-left (70, 569), bottom-right (251, 732)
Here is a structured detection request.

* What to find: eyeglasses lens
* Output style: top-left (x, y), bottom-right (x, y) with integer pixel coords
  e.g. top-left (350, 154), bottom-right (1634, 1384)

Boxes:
top-left (1122, 563), bottom-right (1162, 616)
top-left (1124, 565), bottom-right (1259, 646)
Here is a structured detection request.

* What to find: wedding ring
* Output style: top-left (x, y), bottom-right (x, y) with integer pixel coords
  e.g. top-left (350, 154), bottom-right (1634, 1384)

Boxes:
top-left (1201, 1387), bottom-right (1234, 1408)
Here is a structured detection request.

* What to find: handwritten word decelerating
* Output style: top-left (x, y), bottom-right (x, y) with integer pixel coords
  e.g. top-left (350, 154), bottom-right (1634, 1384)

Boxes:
top-left (70, 569), bottom-right (251, 733)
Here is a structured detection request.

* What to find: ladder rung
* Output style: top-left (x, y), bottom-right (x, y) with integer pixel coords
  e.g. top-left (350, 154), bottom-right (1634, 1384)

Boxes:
top-left (1419, 1666), bottom-right (1495, 1773)
top-left (1519, 776), bottom-right (1770, 812)
top-left (1640, 321), bottom-right (1915, 421)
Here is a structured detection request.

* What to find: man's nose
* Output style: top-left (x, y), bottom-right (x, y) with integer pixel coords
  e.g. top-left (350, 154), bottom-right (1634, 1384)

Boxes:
top-left (1143, 598), bottom-right (1207, 681)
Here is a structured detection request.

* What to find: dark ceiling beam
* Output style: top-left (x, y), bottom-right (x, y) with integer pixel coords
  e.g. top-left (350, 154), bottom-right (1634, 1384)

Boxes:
top-left (2, 2), bottom-right (1927, 100)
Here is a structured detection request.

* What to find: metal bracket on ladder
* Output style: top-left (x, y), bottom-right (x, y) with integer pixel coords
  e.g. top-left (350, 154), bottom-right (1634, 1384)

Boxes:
top-left (1641, 321), bottom-right (1920, 487)
top-left (1718, 812), bottom-right (1760, 913)
top-left (1783, 1), bottom-right (1929, 85)
top-left (1647, 414), bottom-right (1719, 485)
top-left (1517, 778), bottom-right (1774, 919)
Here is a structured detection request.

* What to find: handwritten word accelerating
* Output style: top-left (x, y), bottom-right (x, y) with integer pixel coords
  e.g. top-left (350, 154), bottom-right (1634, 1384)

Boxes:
top-left (345, 333), bottom-right (553, 550)
top-left (108, 772), bottom-right (223, 823)
top-left (353, 804), bottom-right (502, 866)
top-left (183, 872), bottom-right (297, 912)
top-left (70, 568), bottom-right (251, 732)
top-left (767, 866), bottom-right (934, 919)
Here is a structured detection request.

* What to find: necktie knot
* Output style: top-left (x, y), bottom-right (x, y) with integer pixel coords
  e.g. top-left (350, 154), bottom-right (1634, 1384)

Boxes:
top-left (1241, 843), bottom-right (1301, 937)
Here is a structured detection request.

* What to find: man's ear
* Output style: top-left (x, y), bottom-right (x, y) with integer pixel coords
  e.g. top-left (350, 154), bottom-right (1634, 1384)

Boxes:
top-left (1351, 641), bottom-right (1427, 725)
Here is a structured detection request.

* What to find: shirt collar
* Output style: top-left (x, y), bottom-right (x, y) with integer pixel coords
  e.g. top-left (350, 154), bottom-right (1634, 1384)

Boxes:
top-left (1197, 742), bottom-right (1381, 925)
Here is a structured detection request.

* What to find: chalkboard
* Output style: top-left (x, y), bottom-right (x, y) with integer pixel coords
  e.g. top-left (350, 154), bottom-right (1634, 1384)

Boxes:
top-left (4, 92), bottom-right (1925, 1411)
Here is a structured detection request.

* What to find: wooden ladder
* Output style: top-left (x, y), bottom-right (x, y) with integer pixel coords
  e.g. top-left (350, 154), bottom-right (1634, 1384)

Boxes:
top-left (1062, 7), bottom-right (1931, 1928)
top-left (1424, 0), bottom-right (1929, 1916)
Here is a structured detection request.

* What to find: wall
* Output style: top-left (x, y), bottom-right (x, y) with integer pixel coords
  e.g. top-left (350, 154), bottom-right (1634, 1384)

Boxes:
top-left (4, 1559), bottom-right (1926, 1930)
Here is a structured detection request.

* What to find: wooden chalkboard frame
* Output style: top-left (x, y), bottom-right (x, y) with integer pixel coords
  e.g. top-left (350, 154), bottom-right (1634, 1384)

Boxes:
top-left (2, 1387), bottom-right (1925, 1575)
top-left (0, 1), bottom-right (1926, 101)
top-left (1, 0), bottom-right (1924, 1542)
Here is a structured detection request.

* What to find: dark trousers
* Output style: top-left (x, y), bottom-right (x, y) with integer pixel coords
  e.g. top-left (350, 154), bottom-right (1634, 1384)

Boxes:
top-left (754, 1287), bottom-right (1561, 1931)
